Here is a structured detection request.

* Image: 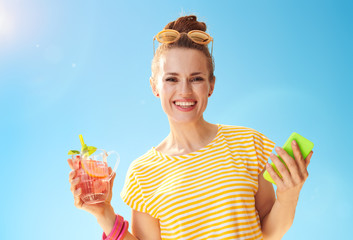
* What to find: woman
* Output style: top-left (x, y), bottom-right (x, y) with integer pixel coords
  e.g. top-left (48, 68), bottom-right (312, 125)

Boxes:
top-left (68, 15), bottom-right (313, 240)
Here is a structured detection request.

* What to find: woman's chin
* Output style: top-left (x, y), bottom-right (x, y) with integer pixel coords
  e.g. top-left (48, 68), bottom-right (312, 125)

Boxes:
top-left (168, 115), bottom-right (205, 125)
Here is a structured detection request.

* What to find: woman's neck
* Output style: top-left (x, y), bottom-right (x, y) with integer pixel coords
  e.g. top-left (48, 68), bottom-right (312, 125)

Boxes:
top-left (156, 118), bottom-right (218, 156)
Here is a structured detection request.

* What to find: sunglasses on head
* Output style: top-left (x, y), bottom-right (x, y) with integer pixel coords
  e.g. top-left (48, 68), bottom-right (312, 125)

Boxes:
top-left (153, 29), bottom-right (214, 57)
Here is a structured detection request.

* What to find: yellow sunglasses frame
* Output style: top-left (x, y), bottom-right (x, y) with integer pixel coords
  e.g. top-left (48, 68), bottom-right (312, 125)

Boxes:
top-left (153, 29), bottom-right (214, 57)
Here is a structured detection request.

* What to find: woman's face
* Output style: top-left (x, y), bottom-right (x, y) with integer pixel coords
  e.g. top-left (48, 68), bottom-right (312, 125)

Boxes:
top-left (151, 48), bottom-right (215, 124)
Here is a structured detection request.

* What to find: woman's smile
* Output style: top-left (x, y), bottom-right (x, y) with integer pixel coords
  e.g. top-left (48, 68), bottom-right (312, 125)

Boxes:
top-left (173, 99), bottom-right (197, 112)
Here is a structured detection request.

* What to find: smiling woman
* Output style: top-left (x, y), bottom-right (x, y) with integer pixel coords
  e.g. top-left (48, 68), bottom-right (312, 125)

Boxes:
top-left (68, 14), bottom-right (313, 240)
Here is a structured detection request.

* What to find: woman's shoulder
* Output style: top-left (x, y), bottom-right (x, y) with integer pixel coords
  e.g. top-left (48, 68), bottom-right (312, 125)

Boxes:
top-left (219, 123), bottom-right (270, 140)
top-left (219, 124), bottom-right (275, 147)
top-left (127, 148), bottom-right (159, 172)
top-left (219, 123), bottom-right (259, 134)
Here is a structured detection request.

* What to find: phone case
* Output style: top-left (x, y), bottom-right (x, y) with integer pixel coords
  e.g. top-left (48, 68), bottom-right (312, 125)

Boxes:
top-left (263, 132), bottom-right (314, 185)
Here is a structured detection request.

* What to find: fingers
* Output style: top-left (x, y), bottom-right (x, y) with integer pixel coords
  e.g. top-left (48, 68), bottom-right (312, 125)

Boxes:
top-left (68, 158), bottom-right (74, 170)
top-left (68, 156), bottom-right (80, 170)
top-left (274, 144), bottom-right (313, 188)
top-left (69, 170), bottom-right (76, 183)
top-left (69, 170), bottom-right (80, 193)
top-left (266, 162), bottom-right (285, 189)
top-left (73, 188), bottom-right (83, 209)
top-left (70, 175), bottom-right (84, 209)
top-left (291, 140), bottom-right (307, 177)
top-left (270, 152), bottom-right (292, 185)
top-left (70, 177), bottom-right (80, 192)
top-left (305, 151), bottom-right (313, 168)
top-left (69, 169), bottom-right (83, 208)
top-left (275, 147), bottom-right (300, 179)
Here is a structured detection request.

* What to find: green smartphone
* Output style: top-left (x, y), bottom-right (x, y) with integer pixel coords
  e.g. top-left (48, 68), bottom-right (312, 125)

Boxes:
top-left (263, 132), bottom-right (314, 185)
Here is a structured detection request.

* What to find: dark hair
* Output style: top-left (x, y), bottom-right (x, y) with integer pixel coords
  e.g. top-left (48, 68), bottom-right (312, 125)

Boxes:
top-left (151, 15), bottom-right (215, 82)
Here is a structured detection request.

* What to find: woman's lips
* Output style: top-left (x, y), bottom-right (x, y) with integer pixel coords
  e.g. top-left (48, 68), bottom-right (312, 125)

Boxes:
top-left (173, 100), bottom-right (197, 112)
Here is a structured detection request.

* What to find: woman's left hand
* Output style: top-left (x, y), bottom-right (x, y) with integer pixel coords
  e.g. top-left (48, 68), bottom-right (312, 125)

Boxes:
top-left (266, 140), bottom-right (314, 205)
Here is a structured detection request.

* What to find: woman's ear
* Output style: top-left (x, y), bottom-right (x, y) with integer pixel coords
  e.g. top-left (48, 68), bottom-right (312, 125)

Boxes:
top-left (150, 77), bottom-right (159, 97)
top-left (208, 76), bottom-right (216, 97)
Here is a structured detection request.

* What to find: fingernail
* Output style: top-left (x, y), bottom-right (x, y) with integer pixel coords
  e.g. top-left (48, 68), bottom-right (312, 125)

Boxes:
top-left (292, 140), bottom-right (297, 145)
top-left (275, 147), bottom-right (280, 151)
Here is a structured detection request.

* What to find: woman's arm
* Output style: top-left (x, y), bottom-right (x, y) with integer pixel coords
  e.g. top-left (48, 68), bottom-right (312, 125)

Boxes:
top-left (95, 206), bottom-right (141, 240)
top-left (255, 171), bottom-right (297, 240)
top-left (69, 158), bottom-right (140, 240)
top-left (255, 140), bottom-right (314, 240)
top-left (94, 203), bottom-right (161, 240)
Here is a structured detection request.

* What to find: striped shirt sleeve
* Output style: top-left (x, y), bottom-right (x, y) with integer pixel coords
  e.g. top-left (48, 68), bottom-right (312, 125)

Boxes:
top-left (120, 163), bottom-right (149, 214)
top-left (252, 131), bottom-right (276, 175)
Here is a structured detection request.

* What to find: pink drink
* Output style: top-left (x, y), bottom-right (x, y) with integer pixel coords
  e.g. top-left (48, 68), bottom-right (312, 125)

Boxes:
top-left (72, 155), bottom-right (110, 204)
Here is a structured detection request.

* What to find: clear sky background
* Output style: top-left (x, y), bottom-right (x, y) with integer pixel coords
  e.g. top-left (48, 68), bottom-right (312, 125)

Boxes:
top-left (0, 0), bottom-right (352, 239)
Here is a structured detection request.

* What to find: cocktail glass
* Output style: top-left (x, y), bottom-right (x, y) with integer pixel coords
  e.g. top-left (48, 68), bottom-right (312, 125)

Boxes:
top-left (71, 149), bottom-right (119, 204)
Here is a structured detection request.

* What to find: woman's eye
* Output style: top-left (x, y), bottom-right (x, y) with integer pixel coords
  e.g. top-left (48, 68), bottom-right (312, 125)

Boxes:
top-left (166, 78), bottom-right (177, 82)
top-left (191, 77), bottom-right (204, 82)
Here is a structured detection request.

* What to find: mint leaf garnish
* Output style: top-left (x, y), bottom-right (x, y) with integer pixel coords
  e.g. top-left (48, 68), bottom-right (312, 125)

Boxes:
top-left (68, 150), bottom-right (80, 155)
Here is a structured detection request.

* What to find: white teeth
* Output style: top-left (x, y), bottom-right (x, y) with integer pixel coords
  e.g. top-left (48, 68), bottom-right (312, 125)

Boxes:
top-left (175, 101), bottom-right (196, 106)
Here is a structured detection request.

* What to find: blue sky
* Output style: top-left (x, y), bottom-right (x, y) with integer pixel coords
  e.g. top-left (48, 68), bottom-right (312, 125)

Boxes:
top-left (0, 0), bottom-right (352, 239)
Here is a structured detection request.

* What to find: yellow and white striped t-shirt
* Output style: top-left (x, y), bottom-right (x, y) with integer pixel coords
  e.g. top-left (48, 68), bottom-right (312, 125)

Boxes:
top-left (120, 124), bottom-right (276, 240)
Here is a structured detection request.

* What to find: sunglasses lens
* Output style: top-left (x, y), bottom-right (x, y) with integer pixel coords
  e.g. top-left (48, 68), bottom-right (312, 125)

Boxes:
top-left (189, 31), bottom-right (210, 44)
top-left (157, 31), bottom-right (179, 43)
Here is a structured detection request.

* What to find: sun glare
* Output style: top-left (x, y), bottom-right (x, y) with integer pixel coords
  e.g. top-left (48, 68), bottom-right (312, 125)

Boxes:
top-left (0, 5), bottom-right (15, 43)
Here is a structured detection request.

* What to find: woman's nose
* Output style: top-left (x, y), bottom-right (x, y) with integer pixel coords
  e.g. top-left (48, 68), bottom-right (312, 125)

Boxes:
top-left (179, 80), bottom-right (192, 95)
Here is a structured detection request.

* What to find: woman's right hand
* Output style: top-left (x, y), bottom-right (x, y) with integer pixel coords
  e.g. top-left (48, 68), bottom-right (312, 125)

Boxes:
top-left (67, 157), bottom-right (116, 219)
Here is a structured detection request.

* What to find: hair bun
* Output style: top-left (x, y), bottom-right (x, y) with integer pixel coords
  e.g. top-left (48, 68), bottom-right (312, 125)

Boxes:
top-left (164, 15), bottom-right (207, 33)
